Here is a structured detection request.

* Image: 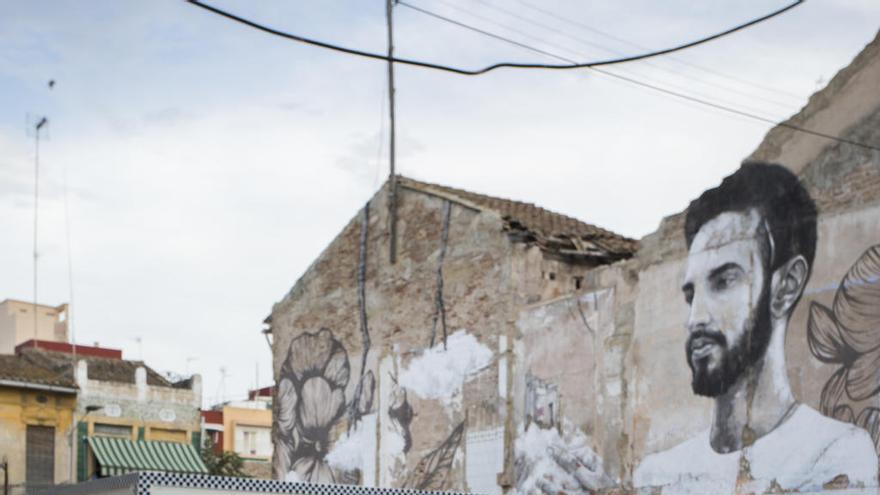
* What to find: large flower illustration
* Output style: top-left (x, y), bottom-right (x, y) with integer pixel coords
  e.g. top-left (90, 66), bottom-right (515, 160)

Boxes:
top-left (808, 245), bottom-right (880, 451)
top-left (278, 328), bottom-right (350, 483)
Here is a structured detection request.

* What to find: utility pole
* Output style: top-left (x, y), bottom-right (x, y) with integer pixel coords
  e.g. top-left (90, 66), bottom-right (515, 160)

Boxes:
top-left (386, 0), bottom-right (398, 264)
top-left (33, 117), bottom-right (48, 349)
top-left (1, 456), bottom-right (8, 495)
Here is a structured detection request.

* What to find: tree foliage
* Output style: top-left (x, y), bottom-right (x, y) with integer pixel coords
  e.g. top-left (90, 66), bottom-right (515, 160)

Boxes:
top-left (201, 435), bottom-right (249, 477)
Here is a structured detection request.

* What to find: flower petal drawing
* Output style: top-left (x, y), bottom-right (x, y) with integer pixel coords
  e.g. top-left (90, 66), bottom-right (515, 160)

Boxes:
top-left (293, 455), bottom-right (336, 484)
top-left (856, 407), bottom-right (880, 453)
top-left (807, 302), bottom-right (849, 364)
top-left (278, 377), bottom-right (298, 434)
top-left (324, 343), bottom-right (351, 389)
top-left (299, 377), bottom-right (346, 440)
top-left (820, 367), bottom-right (848, 417)
top-left (286, 328), bottom-right (337, 383)
top-left (846, 346), bottom-right (880, 401)
top-left (832, 404), bottom-right (855, 423)
top-left (277, 328), bottom-right (352, 482)
top-left (833, 246), bottom-right (880, 353)
top-left (405, 420), bottom-right (465, 491)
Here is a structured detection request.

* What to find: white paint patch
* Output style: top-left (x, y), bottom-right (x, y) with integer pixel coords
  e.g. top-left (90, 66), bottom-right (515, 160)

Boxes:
top-left (283, 470), bottom-right (302, 483)
top-left (634, 405), bottom-right (878, 493)
top-left (399, 329), bottom-right (493, 405)
top-left (325, 412), bottom-right (377, 479)
top-left (466, 427), bottom-right (504, 495)
top-left (378, 355), bottom-right (406, 487)
top-left (514, 422), bottom-right (609, 494)
top-left (361, 413), bottom-right (377, 486)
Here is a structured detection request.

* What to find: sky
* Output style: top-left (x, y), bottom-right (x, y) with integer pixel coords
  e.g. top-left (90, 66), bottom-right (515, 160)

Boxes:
top-left (1, 0), bottom-right (879, 407)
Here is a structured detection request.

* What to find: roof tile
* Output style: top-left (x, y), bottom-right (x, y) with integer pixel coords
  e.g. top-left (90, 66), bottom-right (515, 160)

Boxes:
top-left (398, 176), bottom-right (638, 259)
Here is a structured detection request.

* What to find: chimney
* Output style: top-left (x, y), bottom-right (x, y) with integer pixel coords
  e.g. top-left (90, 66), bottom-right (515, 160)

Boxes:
top-left (76, 360), bottom-right (88, 393)
top-left (191, 374), bottom-right (203, 408)
top-left (136, 366), bottom-right (147, 402)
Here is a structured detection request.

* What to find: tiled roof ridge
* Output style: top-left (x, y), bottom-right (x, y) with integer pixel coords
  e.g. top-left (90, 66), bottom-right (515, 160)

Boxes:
top-left (17, 347), bottom-right (174, 388)
top-left (397, 176), bottom-right (638, 259)
top-left (0, 354), bottom-right (78, 389)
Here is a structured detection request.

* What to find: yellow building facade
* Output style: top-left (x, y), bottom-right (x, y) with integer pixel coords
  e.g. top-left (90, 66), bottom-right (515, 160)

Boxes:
top-left (222, 405), bottom-right (272, 460)
top-left (0, 360), bottom-right (78, 493)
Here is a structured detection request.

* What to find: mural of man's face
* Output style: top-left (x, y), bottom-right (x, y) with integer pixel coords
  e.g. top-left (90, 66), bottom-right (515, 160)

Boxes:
top-left (682, 209), bottom-right (773, 397)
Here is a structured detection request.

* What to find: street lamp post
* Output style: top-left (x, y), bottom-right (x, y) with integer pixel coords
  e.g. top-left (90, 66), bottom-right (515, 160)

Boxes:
top-left (68, 405), bottom-right (103, 484)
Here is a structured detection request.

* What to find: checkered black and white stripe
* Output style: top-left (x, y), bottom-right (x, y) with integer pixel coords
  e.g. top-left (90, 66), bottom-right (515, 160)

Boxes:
top-left (41, 472), bottom-right (480, 495)
top-left (135, 472), bottom-right (479, 495)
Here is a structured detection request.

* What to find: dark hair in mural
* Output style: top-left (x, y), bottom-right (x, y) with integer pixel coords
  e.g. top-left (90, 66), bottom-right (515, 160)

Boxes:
top-left (682, 162), bottom-right (813, 398)
top-left (404, 420), bottom-right (465, 491)
top-left (808, 244), bottom-right (880, 453)
top-left (685, 162), bottom-right (818, 275)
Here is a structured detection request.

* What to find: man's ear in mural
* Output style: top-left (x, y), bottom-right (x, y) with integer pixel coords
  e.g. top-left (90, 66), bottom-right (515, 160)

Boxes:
top-left (770, 254), bottom-right (809, 319)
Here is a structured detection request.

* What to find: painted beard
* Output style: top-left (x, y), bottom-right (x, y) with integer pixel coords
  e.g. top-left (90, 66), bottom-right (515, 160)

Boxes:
top-left (686, 283), bottom-right (773, 397)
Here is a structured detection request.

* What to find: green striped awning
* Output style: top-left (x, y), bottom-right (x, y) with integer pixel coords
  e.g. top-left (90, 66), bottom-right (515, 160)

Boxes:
top-left (88, 436), bottom-right (208, 476)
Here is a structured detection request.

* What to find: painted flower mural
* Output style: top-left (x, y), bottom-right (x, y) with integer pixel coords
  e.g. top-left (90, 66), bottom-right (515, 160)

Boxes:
top-left (278, 328), bottom-right (351, 483)
top-left (808, 245), bottom-right (880, 451)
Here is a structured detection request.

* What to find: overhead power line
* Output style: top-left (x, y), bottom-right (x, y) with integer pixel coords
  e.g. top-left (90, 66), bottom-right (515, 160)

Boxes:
top-left (458, 0), bottom-right (800, 111)
top-left (515, 0), bottom-right (806, 102)
top-left (186, 0), bottom-right (803, 76)
top-left (188, 0), bottom-right (877, 152)
top-left (418, 0), bottom-right (791, 121)
top-left (400, 2), bottom-right (880, 152)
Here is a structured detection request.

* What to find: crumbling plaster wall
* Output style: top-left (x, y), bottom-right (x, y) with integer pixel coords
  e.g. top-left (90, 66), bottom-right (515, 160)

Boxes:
top-left (748, 32), bottom-right (880, 176)
top-left (75, 362), bottom-right (201, 430)
top-left (271, 31), bottom-right (880, 494)
top-left (616, 75), bottom-right (880, 493)
top-left (271, 183), bottom-right (524, 489)
top-left (0, 387), bottom-right (76, 487)
top-left (506, 32), bottom-right (880, 494)
top-left (270, 179), bottom-right (616, 490)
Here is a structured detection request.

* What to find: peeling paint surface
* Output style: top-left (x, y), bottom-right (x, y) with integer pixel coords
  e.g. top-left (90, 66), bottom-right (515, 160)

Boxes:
top-left (271, 47), bottom-right (880, 492)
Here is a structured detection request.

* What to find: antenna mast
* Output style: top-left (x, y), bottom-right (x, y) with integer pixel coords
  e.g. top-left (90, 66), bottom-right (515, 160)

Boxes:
top-left (33, 117), bottom-right (48, 349)
top-left (386, 0), bottom-right (398, 264)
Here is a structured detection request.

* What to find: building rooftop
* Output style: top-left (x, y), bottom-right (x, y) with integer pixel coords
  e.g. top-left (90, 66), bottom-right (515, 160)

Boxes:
top-left (0, 298), bottom-right (67, 310)
top-left (399, 176), bottom-right (638, 261)
top-left (14, 345), bottom-right (189, 389)
top-left (0, 354), bottom-right (77, 390)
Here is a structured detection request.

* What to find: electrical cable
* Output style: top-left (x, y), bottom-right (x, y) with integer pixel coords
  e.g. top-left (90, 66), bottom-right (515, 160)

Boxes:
top-left (186, 0), bottom-right (802, 76)
top-left (462, 0), bottom-right (799, 111)
top-left (515, 0), bottom-right (806, 102)
top-left (402, 3), bottom-right (880, 152)
top-left (424, 0), bottom-right (790, 122)
top-left (189, 0), bottom-right (877, 151)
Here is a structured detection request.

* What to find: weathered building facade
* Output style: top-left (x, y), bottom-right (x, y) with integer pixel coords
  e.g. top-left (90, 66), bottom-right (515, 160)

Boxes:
top-left (269, 31), bottom-right (880, 494)
top-left (0, 352), bottom-right (77, 494)
top-left (12, 340), bottom-right (204, 480)
top-left (0, 299), bottom-right (69, 354)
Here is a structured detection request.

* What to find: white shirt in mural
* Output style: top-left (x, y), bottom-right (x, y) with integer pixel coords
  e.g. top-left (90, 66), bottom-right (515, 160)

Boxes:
top-left (634, 405), bottom-right (877, 494)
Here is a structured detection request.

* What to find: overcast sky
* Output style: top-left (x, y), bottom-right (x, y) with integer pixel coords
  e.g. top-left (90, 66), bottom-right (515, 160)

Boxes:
top-left (1, 0), bottom-right (879, 406)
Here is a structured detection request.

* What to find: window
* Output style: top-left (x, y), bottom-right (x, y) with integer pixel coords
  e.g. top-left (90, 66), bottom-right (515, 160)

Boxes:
top-left (26, 425), bottom-right (54, 489)
top-left (93, 423), bottom-right (132, 438)
top-left (244, 431), bottom-right (256, 455)
top-left (149, 428), bottom-right (187, 443)
top-left (234, 425), bottom-right (271, 458)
